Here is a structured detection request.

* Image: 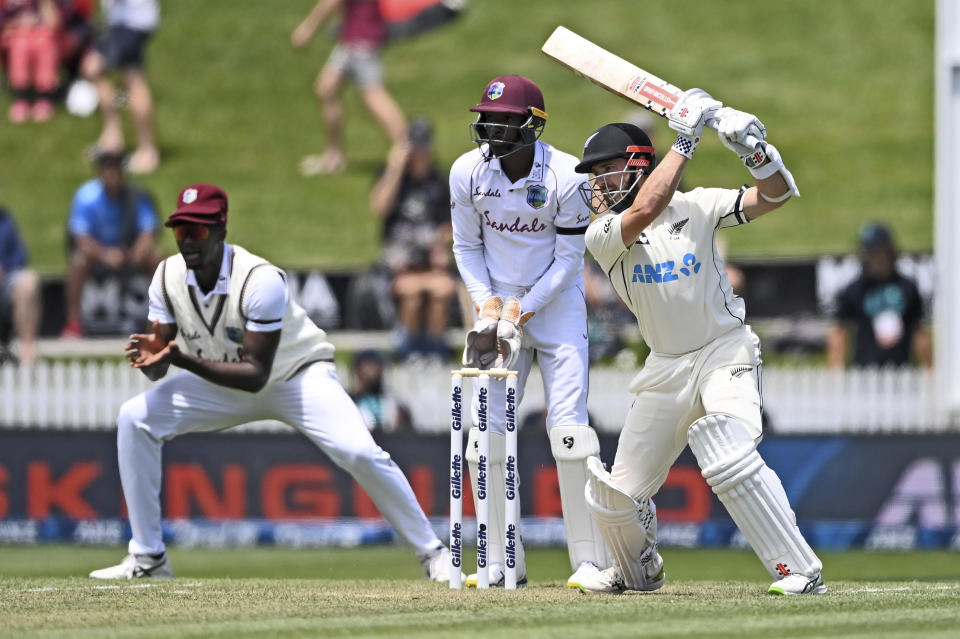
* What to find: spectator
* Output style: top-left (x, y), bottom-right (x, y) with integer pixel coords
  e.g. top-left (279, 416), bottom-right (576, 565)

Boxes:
top-left (0, 203), bottom-right (40, 365)
top-left (1, 0), bottom-right (61, 123)
top-left (827, 222), bottom-right (932, 368)
top-left (582, 258), bottom-right (632, 363)
top-left (349, 348), bottom-right (413, 434)
top-left (63, 150), bottom-right (161, 338)
top-left (80, 0), bottom-right (159, 174)
top-left (369, 118), bottom-right (454, 359)
top-left (292, 0), bottom-right (406, 176)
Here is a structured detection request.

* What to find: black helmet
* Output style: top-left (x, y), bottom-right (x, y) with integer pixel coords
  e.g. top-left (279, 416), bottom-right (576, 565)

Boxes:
top-left (576, 123), bottom-right (655, 215)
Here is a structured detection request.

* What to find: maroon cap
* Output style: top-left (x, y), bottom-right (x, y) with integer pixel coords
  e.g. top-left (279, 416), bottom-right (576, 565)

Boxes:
top-left (165, 184), bottom-right (228, 227)
top-left (470, 75), bottom-right (548, 119)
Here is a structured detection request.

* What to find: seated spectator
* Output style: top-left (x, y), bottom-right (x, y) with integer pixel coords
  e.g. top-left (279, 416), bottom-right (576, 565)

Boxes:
top-left (582, 258), bottom-right (633, 363)
top-left (80, 0), bottom-right (159, 173)
top-left (0, 202), bottom-right (40, 365)
top-left (349, 349), bottom-right (413, 434)
top-left (827, 222), bottom-right (932, 368)
top-left (1, 0), bottom-right (61, 123)
top-left (62, 150), bottom-right (161, 338)
top-left (369, 118), bottom-right (455, 360)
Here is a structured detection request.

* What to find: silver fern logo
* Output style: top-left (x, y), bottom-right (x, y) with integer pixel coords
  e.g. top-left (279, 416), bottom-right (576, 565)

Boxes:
top-left (668, 218), bottom-right (689, 237)
top-left (730, 366), bottom-right (753, 378)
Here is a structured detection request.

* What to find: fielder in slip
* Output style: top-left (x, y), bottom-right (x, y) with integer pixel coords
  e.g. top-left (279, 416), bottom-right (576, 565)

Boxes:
top-left (572, 93), bottom-right (826, 595)
top-left (89, 183), bottom-right (457, 583)
top-left (449, 74), bottom-right (609, 588)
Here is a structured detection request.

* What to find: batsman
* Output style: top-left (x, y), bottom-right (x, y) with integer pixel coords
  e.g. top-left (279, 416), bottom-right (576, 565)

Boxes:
top-left (572, 90), bottom-right (826, 595)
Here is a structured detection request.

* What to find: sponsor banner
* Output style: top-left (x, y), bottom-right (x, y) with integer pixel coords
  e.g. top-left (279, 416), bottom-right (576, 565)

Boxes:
top-left (1, 431), bottom-right (958, 549)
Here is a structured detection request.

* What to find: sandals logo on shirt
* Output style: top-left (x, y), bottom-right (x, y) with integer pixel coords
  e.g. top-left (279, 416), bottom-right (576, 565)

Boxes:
top-left (525, 185), bottom-right (548, 209)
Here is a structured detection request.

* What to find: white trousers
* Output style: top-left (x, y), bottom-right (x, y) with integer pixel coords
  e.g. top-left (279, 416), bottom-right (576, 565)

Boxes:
top-left (116, 362), bottom-right (440, 556)
top-left (470, 282), bottom-right (590, 434)
top-left (612, 326), bottom-right (763, 502)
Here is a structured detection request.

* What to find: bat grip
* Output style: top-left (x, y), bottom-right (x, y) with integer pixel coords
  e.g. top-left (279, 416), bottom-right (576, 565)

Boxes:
top-left (705, 118), bottom-right (764, 152)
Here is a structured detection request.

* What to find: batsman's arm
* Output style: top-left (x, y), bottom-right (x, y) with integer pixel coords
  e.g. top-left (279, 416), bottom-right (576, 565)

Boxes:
top-left (619, 151), bottom-right (688, 246)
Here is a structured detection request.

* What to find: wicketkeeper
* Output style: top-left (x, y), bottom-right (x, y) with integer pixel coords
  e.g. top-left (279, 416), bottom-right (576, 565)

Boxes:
top-left (571, 90), bottom-right (826, 596)
top-left (450, 74), bottom-right (609, 587)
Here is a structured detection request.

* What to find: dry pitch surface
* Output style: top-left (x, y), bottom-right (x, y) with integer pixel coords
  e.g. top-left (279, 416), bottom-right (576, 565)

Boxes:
top-left (1, 547), bottom-right (958, 638)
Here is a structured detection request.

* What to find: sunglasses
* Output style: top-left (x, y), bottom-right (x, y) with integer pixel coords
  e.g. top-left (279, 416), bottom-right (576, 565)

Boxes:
top-left (172, 224), bottom-right (212, 241)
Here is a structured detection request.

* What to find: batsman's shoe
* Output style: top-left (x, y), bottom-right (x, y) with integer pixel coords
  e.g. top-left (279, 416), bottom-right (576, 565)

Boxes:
top-left (421, 546), bottom-right (465, 583)
top-left (768, 573), bottom-right (827, 596)
top-left (465, 562), bottom-right (527, 588)
top-left (574, 564), bottom-right (665, 595)
top-left (89, 553), bottom-right (173, 579)
top-left (566, 561), bottom-right (603, 590)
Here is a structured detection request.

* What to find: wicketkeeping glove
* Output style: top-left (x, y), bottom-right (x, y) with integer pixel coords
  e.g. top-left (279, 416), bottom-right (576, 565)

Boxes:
top-left (462, 296), bottom-right (503, 369)
top-left (496, 297), bottom-right (535, 369)
top-left (667, 88), bottom-right (722, 159)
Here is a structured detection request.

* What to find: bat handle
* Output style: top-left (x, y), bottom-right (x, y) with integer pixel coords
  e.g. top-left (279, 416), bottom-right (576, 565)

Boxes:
top-left (705, 119), bottom-right (764, 152)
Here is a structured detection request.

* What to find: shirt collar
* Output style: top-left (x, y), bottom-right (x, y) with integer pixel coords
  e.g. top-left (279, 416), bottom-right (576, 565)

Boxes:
top-left (185, 243), bottom-right (232, 302)
top-left (486, 141), bottom-right (545, 183)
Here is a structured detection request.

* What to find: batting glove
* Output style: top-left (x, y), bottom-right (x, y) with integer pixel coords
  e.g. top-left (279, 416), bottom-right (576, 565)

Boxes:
top-left (714, 106), bottom-right (768, 168)
top-left (668, 88), bottom-right (722, 158)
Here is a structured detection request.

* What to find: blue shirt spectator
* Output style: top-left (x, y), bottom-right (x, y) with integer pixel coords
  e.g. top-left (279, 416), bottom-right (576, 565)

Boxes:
top-left (62, 150), bottom-right (162, 338)
top-left (0, 207), bottom-right (28, 273)
top-left (68, 177), bottom-right (157, 247)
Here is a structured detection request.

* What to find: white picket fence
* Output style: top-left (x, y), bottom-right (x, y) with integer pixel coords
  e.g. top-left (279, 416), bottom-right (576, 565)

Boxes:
top-left (0, 361), bottom-right (954, 433)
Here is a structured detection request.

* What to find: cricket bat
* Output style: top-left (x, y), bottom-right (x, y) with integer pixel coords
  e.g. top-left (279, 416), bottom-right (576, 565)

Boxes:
top-left (541, 26), bottom-right (761, 151)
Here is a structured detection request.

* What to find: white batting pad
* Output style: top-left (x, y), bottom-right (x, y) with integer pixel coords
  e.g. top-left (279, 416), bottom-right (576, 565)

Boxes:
top-left (466, 427), bottom-right (525, 576)
top-left (584, 457), bottom-right (661, 590)
top-left (549, 425), bottom-right (609, 570)
top-left (688, 414), bottom-right (822, 579)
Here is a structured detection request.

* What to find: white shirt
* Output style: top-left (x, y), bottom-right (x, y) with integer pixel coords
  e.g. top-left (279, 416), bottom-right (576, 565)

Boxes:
top-left (148, 243), bottom-right (287, 332)
top-left (585, 187), bottom-right (749, 355)
top-left (106, 0), bottom-right (159, 32)
top-left (449, 141), bottom-right (591, 312)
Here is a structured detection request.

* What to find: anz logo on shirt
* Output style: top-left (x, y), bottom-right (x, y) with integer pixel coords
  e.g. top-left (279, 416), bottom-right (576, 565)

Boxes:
top-left (632, 253), bottom-right (702, 284)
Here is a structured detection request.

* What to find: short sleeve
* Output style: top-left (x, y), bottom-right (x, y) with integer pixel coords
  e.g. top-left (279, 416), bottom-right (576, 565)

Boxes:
top-left (146, 261), bottom-right (175, 325)
top-left (585, 214), bottom-right (627, 273)
top-left (243, 267), bottom-right (288, 332)
top-left (683, 187), bottom-right (748, 229)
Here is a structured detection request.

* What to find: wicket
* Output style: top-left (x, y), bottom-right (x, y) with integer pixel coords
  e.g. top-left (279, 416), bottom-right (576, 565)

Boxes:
top-left (449, 367), bottom-right (519, 589)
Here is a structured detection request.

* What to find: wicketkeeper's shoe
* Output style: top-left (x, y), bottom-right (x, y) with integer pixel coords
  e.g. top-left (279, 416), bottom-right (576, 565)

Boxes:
top-left (768, 572), bottom-right (827, 595)
top-left (566, 561), bottom-right (603, 589)
top-left (574, 564), bottom-right (666, 595)
top-left (89, 553), bottom-right (174, 579)
top-left (465, 562), bottom-right (527, 588)
top-left (421, 545), bottom-right (465, 583)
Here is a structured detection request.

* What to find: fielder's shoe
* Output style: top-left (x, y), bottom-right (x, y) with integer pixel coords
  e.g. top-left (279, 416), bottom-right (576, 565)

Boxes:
top-left (566, 561), bottom-right (603, 589)
top-left (768, 573), bottom-right (827, 595)
top-left (421, 545), bottom-right (465, 583)
top-left (465, 562), bottom-right (527, 588)
top-left (89, 553), bottom-right (173, 579)
top-left (574, 564), bottom-right (666, 595)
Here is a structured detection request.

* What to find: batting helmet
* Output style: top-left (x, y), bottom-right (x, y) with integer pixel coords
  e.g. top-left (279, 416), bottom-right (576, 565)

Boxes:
top-left (575, 123), bottom-right (655, 215)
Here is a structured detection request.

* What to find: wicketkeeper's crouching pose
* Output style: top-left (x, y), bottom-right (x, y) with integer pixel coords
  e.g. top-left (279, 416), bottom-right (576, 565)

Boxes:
top-left (89, 183), bottom-right (458, 582)
top-left (571, 89), bottom-right (826, 595)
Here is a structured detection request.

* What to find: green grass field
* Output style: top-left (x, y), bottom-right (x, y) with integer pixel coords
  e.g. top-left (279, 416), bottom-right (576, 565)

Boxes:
top-left (2, 546), bottom-right (958, 637)
top-left (0, 0), bottom-right (935, 275)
